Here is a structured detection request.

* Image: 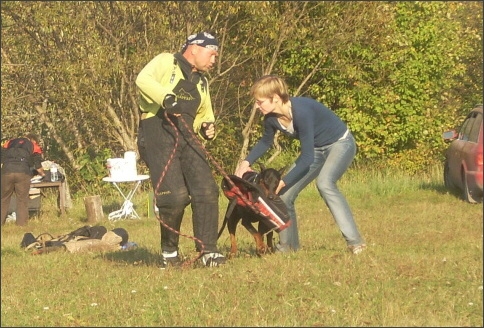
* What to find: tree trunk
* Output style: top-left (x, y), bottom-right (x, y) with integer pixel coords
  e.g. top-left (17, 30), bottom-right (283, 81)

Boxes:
top-left (84, 195), bottom-right (104, 223)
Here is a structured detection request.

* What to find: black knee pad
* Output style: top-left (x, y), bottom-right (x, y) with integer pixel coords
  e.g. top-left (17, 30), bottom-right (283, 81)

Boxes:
top-left (155, 191), bottom-right (190, 209)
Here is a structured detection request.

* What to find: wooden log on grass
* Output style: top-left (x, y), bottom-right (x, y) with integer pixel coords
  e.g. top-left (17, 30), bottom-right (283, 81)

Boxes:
top-left (84, 195), bottom-right (104, 223)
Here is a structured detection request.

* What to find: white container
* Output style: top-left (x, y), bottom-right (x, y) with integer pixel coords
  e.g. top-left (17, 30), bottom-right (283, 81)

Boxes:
top-left (123, 151), bottom-right (137, 179)
top-left (106, 158), bottom-right (126, 180)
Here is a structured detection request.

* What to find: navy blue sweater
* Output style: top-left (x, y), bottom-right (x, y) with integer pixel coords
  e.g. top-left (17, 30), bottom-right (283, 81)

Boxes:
top-left (245, 97), bottom-right (348, 187)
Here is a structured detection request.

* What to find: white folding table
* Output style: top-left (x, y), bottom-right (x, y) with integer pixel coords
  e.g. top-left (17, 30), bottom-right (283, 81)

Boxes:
top-left (102, 175), bottom-right (149, 221)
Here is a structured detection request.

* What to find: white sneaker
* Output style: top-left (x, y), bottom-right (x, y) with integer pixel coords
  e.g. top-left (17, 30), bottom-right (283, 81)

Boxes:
top-left (349, 244), bottom-right (366, 255)
top-left (201, 252), bottom-right (226, 267)
top-left (6, 212), bottom-right (16, 223)
top-left (160, 250), bottom-right (181, 268)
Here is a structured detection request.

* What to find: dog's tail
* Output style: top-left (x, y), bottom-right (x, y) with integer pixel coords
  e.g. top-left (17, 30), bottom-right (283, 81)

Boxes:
top-left (217, 198), bottom-right (238, 239)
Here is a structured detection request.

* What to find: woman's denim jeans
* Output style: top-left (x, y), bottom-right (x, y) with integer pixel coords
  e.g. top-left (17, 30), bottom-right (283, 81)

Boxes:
top-left (277, 132), bottom-right (365, 252)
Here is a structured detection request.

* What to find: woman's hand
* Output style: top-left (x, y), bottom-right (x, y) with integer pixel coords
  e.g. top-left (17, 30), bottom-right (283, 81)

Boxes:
top-left (276, 180), bottom-right (285, 194)
top-left (234, 160), bottom-right (252, 178)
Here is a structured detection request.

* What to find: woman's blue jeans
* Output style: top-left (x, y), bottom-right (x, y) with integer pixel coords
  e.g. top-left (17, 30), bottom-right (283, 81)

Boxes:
top-left (277, 132), bottom-right (365, 252)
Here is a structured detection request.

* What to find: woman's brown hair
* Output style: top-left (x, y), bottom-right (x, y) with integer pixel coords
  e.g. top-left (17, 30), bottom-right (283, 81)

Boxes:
top-left (250, 75), bottom-right (290, 103)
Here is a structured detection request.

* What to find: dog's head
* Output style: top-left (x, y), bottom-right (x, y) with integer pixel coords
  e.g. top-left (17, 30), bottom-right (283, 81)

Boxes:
top-left (229, 164), bottom-right (291, 232)
top-left (251, 164), bottom-right (285, 200)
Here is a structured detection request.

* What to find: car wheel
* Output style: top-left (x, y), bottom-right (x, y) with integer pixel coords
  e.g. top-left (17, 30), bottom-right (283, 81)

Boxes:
top-left (443, 161), bottom-right (455, 190)
top-left (462, 170), bottom-right (478, 204)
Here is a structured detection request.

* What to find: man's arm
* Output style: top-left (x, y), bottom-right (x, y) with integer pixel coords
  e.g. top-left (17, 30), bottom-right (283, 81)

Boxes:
top-left (136, 53), bottom-right (177, 110)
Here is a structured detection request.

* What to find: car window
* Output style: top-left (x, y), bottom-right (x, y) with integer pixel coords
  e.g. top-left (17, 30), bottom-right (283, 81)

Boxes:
top-left (468, 112), bottom-right (482, 143)
top-left (459, 115), bottom-right (473, 141)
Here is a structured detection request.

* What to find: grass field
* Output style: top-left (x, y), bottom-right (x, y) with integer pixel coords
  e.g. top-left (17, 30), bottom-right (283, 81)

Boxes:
top-left (1, 166), bottom-right (483, 327)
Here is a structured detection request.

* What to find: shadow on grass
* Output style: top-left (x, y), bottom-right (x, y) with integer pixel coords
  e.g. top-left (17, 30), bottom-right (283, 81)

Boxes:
top-left (419, 180), bottom-right (462, 199)
top-left (98, 247), bottom-right (162, 267)
top-left (101, 202), bottom-right (122, 214)
top-left (1, 247), bottom-right (22, 256)
top-left (98, 247), bottom-right (208, 269)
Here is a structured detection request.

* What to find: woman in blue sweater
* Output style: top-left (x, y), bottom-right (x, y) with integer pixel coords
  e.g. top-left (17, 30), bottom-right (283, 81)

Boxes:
top-left (234, 75), bottom-right (366, 254)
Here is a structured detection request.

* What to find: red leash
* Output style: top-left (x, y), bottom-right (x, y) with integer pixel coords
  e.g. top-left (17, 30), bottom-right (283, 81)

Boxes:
top-left (175, 116), bottom-right (265, 215)
top-left (176, 117), bottom-right (292, 232)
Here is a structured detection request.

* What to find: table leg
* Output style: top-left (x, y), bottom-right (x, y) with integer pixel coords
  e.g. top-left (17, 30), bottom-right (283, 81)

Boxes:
top-left (108, 180), bottom-right (142, 221)
top-left (59, 181), bottom-right (66, 215)
top-left (125, 181), bottom-right (142, 219)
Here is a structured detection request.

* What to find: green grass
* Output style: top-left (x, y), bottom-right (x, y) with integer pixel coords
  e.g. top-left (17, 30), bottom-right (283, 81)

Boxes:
top-left (1, 166), bottom-right (483, 327)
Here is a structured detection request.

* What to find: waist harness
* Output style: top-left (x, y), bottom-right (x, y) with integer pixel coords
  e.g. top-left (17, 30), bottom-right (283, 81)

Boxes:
top-left (221, 173), bottom-right (291, 233)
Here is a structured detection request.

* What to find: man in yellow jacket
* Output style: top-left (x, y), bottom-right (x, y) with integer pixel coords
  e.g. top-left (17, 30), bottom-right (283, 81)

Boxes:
top-left (136, 31), bottom-right (225, 267)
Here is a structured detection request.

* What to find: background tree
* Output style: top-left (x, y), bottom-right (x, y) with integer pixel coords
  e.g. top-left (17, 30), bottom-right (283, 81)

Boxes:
top-left (1, 1), bottom-right (482, 195)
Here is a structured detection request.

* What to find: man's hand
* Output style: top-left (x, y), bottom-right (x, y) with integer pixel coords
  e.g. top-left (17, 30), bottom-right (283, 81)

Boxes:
top-left (159, 94), bottom-right (196, 118)
top-left (201, 122), bottom-right (215, 140)
top-left (163, 95), bottom-right (177, 109)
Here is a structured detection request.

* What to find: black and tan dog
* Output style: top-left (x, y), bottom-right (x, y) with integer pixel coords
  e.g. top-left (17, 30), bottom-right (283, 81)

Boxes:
top-left (219, 166), bottom-right (290, 257)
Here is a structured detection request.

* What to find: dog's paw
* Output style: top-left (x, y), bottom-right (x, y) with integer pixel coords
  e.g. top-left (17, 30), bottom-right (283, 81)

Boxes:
top-left (256, 244), bottom-right (274, 257)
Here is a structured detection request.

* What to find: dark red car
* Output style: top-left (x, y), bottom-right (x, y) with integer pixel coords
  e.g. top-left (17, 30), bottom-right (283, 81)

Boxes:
top-left (442, 105), bottom-right (483, 203)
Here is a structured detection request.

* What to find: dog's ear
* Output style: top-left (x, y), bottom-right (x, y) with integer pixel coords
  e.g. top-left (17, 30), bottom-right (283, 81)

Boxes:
top-left (278, 165), bottom-right (288, 176)
top-left (258, 162), bottom-right (266, 172)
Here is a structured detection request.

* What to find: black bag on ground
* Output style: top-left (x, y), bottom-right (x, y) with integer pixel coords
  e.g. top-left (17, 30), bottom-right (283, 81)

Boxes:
top-left (61, 225), bottom-right (107, 242)
top-left (19, 225), bottom-right (121, 255)
top-left (89, 226), bottom-right (108, 239)
top-left (21, 225), bottom-right (108, 248)
top-left (20, 233), bottom-right (37, 248)
top-left (111, 228), bottom-right (129, 246)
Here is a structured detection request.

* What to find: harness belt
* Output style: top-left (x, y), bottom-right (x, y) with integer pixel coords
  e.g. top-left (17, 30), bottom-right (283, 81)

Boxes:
top-left (3, 157), bottom-right (27, 163)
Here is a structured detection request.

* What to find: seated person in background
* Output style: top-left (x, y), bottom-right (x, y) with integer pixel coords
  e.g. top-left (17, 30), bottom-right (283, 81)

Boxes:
top-left (1, 133), bottom-right (45, 226)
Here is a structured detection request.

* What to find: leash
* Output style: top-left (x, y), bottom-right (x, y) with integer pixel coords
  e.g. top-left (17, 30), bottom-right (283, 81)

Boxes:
top-left (175, 115), bottom-right (264, 214)
top-left (174, 116), bottom-right (292, 234)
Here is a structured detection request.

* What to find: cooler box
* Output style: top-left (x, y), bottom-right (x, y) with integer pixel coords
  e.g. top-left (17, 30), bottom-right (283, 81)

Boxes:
top-left (8, 188), bottom-right (42, 215)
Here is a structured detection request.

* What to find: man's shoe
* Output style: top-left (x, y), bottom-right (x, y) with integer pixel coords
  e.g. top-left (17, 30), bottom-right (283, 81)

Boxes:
top-left (160, 250), bottom-right (182, 269)
top-left (201, 252), bottom-right (226, 267)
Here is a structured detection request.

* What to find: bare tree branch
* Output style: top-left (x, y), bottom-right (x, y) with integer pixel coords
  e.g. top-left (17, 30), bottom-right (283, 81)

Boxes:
top-left (34, 99), bottom-right (79, 169)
